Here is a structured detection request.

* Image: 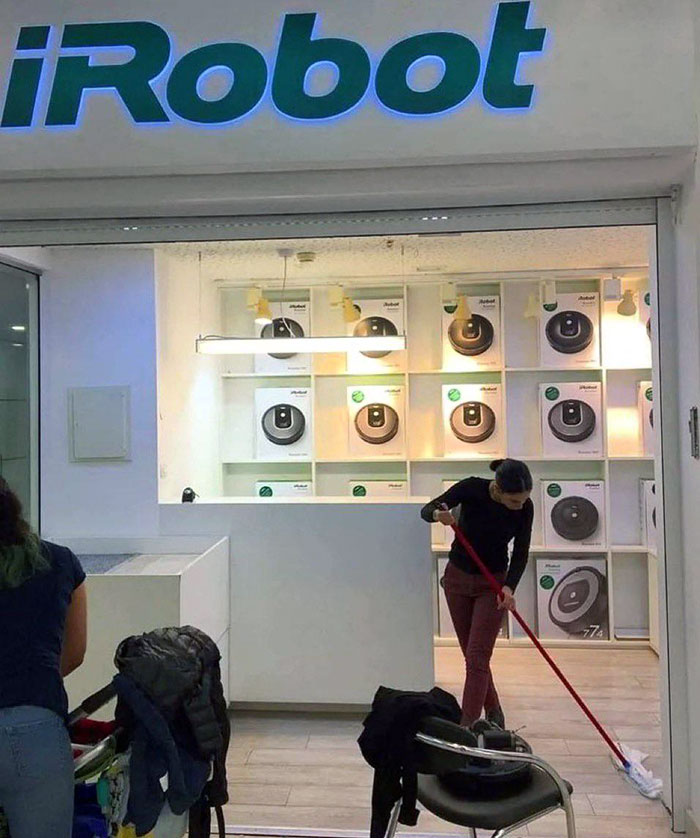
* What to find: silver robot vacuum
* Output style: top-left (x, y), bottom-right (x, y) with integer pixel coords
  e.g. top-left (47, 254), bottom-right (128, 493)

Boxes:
top-left (449, 402), bottom-right (496, 444)
top-left (261, 403), bottom-right (306, 445)
top-left (548, 399), bottom-right (596, 443)
top-left (354, 403), bottom-right (400, 444)
top-left (448, 315), bottom-right (494, 357)
top-left (353, 316), bottom-right (398, 358)
top-left (551, 496), bottom-right (599, 541)
top-left (545, 311), bottom-right (594, 355)
top-left (548, 566), bottom-right (608, 635)
top-left (261, 317), bottom-right (304, 359)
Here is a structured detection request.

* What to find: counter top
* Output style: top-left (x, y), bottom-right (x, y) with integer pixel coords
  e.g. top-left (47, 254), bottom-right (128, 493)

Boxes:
top-left (79, 552), bottom-right (200, 577)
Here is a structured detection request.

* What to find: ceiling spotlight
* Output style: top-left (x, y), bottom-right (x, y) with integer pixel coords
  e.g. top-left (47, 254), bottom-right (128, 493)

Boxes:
top-left (541, 280), bottom-right (557, 306)
top-left (441, 283), bottom-right (457, 307)
top-left (246, 286), bottom-right (262, 310)
top-left (523, 292), bottom-right (540, 319)
top-left (328, 285), bottom-right (344, 309)
top-left (454, 295), bottom-right (472, 321)
top-left (296, 251), bottom-right (316, 264)
top-left (254, 297), bottom-right (273, 326)
top-left (343, 296), bottom-right (360, 323)
top-left (617, 289), bottom-right (637, 317)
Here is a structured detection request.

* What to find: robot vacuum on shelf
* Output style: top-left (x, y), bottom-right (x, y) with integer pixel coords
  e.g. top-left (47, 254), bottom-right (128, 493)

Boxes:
top-left (261, 317), bottom-right (304, 359)
top-left (447, 315), bottom-right (494, 357)
top-left (545, 311), bottom-right (594, 355)
top-left (261, 403), bottom-right (306, 445)
top-left (548, 399), bottom-right (596, 443)
top-left (551, 496), bottom-right (599, 541)
top-left (650, 408), bottom-right (654, 428)
top-left (548, 566), bottom-right (608, 635)
top-left (449, 402), bottom-right (496, 443)
top-left (354, 403), bottom-right (400, 444)
top-left (353, 316), bottom-right (398, 358)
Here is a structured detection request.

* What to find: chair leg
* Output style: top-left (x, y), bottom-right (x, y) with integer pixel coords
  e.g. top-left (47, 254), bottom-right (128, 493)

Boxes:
top-left (563, 795), bottom-right (577, 838)
top-left (383, 800), bottom-right (401, 838)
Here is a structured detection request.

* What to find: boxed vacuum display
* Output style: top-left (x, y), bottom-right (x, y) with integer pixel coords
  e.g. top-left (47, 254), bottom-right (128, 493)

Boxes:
top-left (536, 557), bottom-right (609, 639)
top-left (638, 381), bottom-right (654, 456)
top-left (255, 481), bottom-right (313, 498)
top-left (349, 480), bottom-right (408, 498)
top-left (255, 387), bottom-right (312, 460)
top-left (541, 480), bottom-right (606, 548)
top-left (347, 385), bottom-right (405, 456)
top-left (442, 383), bottom-right (504, 458)
top-left (539, 292), bottom-right (600, 368)
top-left (640, 479), bottom-right (657, 552)
top-left (540, 382), bottom-right (603, 458)
top-left (346, 298), bottom-right (405, 373)
top-left (442, 296), bottom-right (502, 371)
top-left (254, 301), bottom-right (311, 374)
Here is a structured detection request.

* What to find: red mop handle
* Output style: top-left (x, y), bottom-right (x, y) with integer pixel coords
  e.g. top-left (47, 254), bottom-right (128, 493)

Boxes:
top-left (448, 520), bottom-right (629, 768)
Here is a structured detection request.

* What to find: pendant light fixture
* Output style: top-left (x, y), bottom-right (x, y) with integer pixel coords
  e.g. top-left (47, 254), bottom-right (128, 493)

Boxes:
top-left (617, 289), bottom-right (637, 317)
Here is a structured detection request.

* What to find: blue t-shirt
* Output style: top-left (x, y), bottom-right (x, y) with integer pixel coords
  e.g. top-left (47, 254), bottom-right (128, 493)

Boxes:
top-left (0, 540), bottom-right (86, 718)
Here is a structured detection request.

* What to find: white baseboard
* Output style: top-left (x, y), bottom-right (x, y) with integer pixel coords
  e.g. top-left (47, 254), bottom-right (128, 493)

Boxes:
top-left (687, 809), bottom-right (700, 838)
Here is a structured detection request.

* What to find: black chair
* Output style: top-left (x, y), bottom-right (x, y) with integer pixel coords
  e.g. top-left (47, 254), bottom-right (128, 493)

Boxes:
top-left (384, 716), bottom-right (576, 838)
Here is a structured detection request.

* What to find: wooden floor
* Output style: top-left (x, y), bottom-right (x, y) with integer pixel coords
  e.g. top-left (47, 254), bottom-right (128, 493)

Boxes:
top-left (225, 646), bottom-right (672, 837)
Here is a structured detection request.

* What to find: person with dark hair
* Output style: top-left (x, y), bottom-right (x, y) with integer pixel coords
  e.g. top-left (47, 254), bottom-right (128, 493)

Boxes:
top-left (421, 459), bottom-right (533, 728)
top-left (0, 477), bottom-right (87, 838)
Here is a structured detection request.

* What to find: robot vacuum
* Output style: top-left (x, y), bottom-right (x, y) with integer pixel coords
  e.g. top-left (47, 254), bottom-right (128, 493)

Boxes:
top-left (261, 403), bottom-right (306, 445)
top-left (354, 403), bottom-right (400, 444)
top-left (649, 408), bottom-right (654, 428)
top-left (548, 566), bottom-right (608, 635)
top-left (646, 317), bottom-right (651, 340)
top-left (261, 317), bottom-right (304, 359)
top-left (449, 402), bottom-right (496, 443)
top-left (545, 311), bottom-right (594, 355)
top-left (551, 496), bottom-right (599, 541)
top-left (548, 399), bottom-right (596, 443)
top-left (353, 316), bottom-right (398, 358)
top-left (447, 315), bottom-right (494, 357)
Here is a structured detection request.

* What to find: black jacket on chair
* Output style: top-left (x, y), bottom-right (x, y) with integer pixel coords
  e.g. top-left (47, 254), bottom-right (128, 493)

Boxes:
top-left (358, 686), bottom-right (461, 838)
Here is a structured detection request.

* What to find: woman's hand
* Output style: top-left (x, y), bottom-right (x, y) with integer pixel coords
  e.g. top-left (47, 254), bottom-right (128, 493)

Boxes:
top-left (498, 586), bottom-right (516, 611)
top-left (435, 509), bottom-right (456, 526)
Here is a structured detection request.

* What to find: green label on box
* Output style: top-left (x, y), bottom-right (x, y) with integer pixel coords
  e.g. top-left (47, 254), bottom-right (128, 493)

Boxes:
top-left (547, 483), bottom-right (562, 497)
top-left (539, 574), bottom-right (555, 590)
top-left (645, 387), bottom-right (653, 401)
top-left (645, 292), bottom-right (651, 306)
top-left (545, 386), bottom-right (560, 401)
top-left (543, 302), bottom-right (558, 312)
top-left (447, 388), bottom-right (461, 402)
top-left (353, 485), bottom-right (367, 496)
top-left (259, 486), bottom-right (273, 497)
top-left (351, 390), bottom-right (365, 403)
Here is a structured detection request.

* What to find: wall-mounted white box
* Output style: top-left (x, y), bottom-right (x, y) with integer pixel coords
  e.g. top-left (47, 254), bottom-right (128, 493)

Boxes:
top-left (69, 386), bottom-right (130, 461)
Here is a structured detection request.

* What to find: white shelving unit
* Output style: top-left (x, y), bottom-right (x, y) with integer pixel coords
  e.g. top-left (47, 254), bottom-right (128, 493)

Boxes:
top-left (216, 273), bottom-right (658, 649)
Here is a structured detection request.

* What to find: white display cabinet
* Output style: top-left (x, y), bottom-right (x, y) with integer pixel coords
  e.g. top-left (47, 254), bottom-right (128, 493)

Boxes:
top-left (211, 272), bottom-right (657, 650)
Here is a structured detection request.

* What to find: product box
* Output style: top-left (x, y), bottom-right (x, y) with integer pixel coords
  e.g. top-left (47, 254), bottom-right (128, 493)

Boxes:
top-left (536, 557), bottom-right (609, 639)
top-left (254, 301), bottom-right (311, 374)
top-left (347, 385), bottom-right (405, 457)
top-left (442, 383), bottom-right (504, 458)
top-left (541, 480), bottom-right (606, 548)
top-left (349, 480), bottom-right (408, 498)
top-left (638, 381), bottom-right (654, 456)
top-left (640, 479), bottom-right (657, 552)
top-left (432, 480), bottom-right (458, 548)
top-left (540, 382), bottom-right (603, 458)
top-left (442, 296), bottom-right (502, 371)
top-left (255, 481), bottom-right (313, 498)
top-left (255, 387), bottom-right (312, 460)
top-left (437, 557), bottom-right (508, 639)
top-left (539, 292), bottom-right (600, 368)
top-left (346, 298), bottom-right (405, 374)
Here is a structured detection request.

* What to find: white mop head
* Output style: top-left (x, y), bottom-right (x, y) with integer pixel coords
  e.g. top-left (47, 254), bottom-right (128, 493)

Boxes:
top-left (611, 744), bottom-right (663, 799)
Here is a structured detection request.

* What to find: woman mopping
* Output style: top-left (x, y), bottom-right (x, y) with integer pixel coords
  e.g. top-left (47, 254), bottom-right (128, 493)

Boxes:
top-left (421, 459), bottom-right (533, 728)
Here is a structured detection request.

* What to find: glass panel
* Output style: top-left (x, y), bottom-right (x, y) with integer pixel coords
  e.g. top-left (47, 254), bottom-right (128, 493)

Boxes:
top-left (0, 263), bottom-right (38, 528)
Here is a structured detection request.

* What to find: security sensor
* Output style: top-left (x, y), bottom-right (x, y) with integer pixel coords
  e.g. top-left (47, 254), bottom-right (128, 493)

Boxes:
top-left (448, 315), bottom-right (494, 356)
top-left (551, 496), bottom-right (599, 541)
top-left (261, 403), bottom-right (306, 445)
top-left (545, 311), bottom-right (594, 355)
top-left (354, 403), bottom-right (399, 444)
top-left (548, 399), bottom-right (596, 443)
top-left (353, 316), bottom-right (398, 358)
top-left (449, 401), bottom-right (496, 443)
top-left (548, 566), bottom-right (608, 634)
top-left (261, 317), bottom-right (304, 359)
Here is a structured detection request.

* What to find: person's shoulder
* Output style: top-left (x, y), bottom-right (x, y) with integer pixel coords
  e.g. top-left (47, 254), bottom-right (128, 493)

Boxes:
top-left (522, 498), bottom-right (535, 516)
top-left (40, 541), bottom-right (84, 576)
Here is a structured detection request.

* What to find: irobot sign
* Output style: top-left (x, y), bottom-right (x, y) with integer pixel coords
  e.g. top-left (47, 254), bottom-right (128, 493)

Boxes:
top-left (0, 1), bottom-right (546, 129)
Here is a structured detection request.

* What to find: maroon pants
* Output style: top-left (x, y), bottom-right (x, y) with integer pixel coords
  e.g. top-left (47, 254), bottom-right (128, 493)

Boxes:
top-left (443, 561), bottom-right (505, 726)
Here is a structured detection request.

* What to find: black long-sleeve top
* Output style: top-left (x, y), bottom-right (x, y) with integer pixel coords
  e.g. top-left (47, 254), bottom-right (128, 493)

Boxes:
top-left (421, 477), bottom-right (533, 591)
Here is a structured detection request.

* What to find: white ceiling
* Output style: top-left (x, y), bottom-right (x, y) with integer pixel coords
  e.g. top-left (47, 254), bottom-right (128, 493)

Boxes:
top-left (157, 225), bottom-right (651, 285)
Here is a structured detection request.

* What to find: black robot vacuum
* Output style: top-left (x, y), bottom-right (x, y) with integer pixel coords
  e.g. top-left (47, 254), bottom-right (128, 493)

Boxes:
top-left (353, 316), bottom-right (398, 358)
top-left (261, 403), bottom-right (306, 445)
top-left (261, 317), bottom-right (304, 359)
top-left (548, 399), bottom-right (596, 443)
top-left (354, 403), bottom-right (400, 444)
top-left (448, 315), bottom-right (494, 357)
top-left (449, 402), bottom-right (496, 443)
top-left (551, 496), bottom-right (599, 541)
top-left (548, 566), bottom-right (608, 635)
top-left (545, 311), bottom-right (594, 355)
top-left (649, 408), bottom-right (653, 428)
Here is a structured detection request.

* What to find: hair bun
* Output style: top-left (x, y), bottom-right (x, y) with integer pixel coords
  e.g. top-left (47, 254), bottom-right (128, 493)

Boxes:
top-left (489, 459), bottom-right (505, 472)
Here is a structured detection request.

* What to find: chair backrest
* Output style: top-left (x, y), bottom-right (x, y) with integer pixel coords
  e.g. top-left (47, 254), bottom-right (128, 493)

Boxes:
top-left (413, 716), bottom-right (477, 774)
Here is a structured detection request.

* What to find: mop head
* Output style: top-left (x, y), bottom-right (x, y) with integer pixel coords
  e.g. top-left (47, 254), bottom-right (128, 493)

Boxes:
top-left (611, 744), bottom-right (663, 799)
